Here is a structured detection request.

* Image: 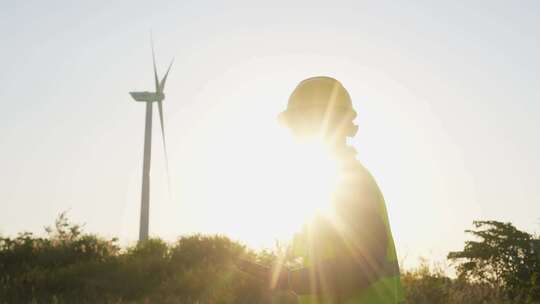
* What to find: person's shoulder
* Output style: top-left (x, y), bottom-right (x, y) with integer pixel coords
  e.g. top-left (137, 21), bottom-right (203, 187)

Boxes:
top-left (338, 159), bottom-right (384, 202)
top-left (344, 160), bottom-right (378, 185)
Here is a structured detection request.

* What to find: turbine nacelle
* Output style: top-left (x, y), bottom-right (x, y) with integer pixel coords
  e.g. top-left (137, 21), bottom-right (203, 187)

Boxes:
top-left (129, 91), bottom-right (165, 102)
top-left (129, 37), bottom-right (174, 104)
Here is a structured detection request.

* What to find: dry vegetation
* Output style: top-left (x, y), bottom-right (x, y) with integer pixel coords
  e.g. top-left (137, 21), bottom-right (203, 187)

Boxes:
top-left (1, 214), bottom-right (538, 303)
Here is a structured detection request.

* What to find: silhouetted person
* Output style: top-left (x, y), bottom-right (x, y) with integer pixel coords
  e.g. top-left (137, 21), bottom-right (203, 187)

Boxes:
top-left (238, 77), bottom-right (404, 303)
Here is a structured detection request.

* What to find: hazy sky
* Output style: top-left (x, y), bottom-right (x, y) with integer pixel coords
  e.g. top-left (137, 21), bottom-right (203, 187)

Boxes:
top-left (1, 1), bottom-right (539, 267)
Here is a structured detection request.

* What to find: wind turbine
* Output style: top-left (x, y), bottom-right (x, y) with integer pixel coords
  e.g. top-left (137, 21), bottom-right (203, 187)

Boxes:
top-left (129, 39), bottom-right (173, 242)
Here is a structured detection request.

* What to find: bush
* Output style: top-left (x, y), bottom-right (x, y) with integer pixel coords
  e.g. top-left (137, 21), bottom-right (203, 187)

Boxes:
top-left (448, 221), bottom-right (540, 302)
top-left (0, 214), bottom-right (269, 303)
top-left (1, 216), bottom-right (539, 303)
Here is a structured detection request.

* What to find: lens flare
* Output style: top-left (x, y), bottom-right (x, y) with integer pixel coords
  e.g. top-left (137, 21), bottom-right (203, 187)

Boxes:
top-left (284, 138), bottom-right (340, 222)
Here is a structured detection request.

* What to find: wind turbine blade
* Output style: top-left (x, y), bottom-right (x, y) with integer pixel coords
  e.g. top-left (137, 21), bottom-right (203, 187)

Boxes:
top-left (157, 100), bottom-right (172, 197)
top-left (159, 58), bottom-right (174, 93)
top-left (151, 34), bottom-right (159, 93)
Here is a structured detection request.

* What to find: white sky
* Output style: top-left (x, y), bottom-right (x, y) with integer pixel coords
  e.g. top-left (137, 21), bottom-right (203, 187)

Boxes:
top-left (1, 1), bottom-right (539, 267)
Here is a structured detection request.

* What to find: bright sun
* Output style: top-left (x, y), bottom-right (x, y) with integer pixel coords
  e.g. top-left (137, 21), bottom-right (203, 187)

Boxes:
top-left (281, 140), bottom-right (340, 219)
top-left (250, 139), bottom-right (339, 247)
top-left (171, 100), bottom-right (343, 250)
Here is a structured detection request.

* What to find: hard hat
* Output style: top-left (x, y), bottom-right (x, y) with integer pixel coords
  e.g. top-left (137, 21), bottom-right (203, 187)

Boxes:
top-left (279, 76), bottom-right (357, 137)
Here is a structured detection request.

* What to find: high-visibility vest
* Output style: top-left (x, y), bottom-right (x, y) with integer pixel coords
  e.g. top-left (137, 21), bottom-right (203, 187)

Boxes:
top-left (292, 158), bottom-right (404, 304)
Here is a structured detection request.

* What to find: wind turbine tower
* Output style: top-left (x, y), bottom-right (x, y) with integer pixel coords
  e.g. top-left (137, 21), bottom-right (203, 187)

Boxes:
top-left (129, 40), bottom-right (173, 242)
